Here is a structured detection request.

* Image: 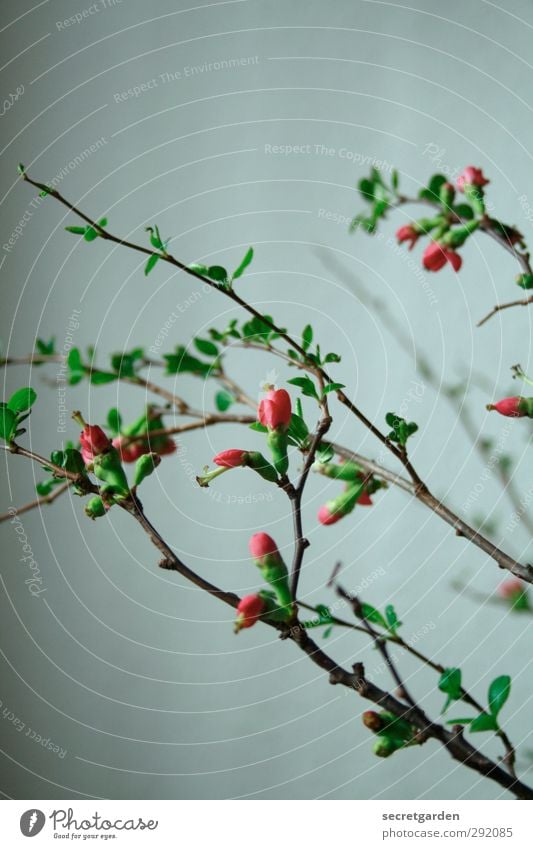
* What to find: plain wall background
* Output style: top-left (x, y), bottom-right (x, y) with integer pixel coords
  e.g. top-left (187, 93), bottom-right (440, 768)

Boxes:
top-left (1, 0), bottom-right (532, 800)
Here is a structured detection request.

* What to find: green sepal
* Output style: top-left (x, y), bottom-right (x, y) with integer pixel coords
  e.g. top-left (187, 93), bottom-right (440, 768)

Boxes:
top-left (266, 427), bottom-right (289, 476)
top-left (313, 460), bottom-right (362, 481)
top-left (245, 451), bottom-right (279, 483)
top-left (92, 448), bottom-right (129, 495)
top-left (84, 496), bottom-right (107, 520)
top-left (133, 452), bottom-right (161, 487)
top-left (463, 183), bottom-right (485, 215)
top-left (517, 397), bottom-right (533, 417)
top-left (516, 273), bottom-right (533, 290)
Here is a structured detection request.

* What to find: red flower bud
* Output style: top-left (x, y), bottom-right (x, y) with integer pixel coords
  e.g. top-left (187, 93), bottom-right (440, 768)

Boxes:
top-left (362, 710), bottom-right (384, 732)
top-left (498, 578), bottom-right (525, 599)
top-left (422, 241), bottom-right (462, 272)
top-left (235, 593), bottom-right (265, 631)
top-left (214, 449), bottom-right (248, 468)
top-left (258, 388), bottom-right (292, 429)
top-left (456, 166), bottom-right (489, 193)
top-left (112, 436), bottom-right (148, 463)
top-left (249, 532), bottom-right (279, 560)
top-left (154, 437), bottom-right (176, 456)
top-left (486, 397), bottom-right (526, 418)
top-left (79, 424), bottom-right (112, 464)
top-left (357, 490), bottom-right (373, 506)
top-left (396, 224), bottom-right (419, 250)
top-left (318, 504), bottom-right (343, 525)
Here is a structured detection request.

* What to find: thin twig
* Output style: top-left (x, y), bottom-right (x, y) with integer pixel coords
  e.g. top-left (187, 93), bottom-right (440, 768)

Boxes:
top-left (0, 481), bottom-right (70, 523)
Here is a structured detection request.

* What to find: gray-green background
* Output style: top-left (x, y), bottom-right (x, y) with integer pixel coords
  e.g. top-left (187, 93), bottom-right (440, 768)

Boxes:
top-left (1, 0), bottom-right (532, 800)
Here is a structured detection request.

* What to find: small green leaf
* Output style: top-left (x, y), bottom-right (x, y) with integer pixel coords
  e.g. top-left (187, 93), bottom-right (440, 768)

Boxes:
top-left (322, 382), bottom-right (345, 396)
top-left (0, 406), bottom-right (17, 442)
top-left (215, 391), bottom-right (233, 412)
top-left (144, 254), bottom-right (160, 276)
top-left (391, 169), bottom-right (399, 192)
top-left (315, 442), bottom-right (334, 464)
top-left (249, 421), bottom-right (268, 433)
top-left (358, 178), bottom-right (375, 202)
top-left (207, 265), bottom-right (228, 284)
top-left (360, 602), bottom-right (388, 630)
top-left (232, 247), bottom-right (254, 280)
top-left (288, 413), bottom-right (309, 446)
top-left (302, 324), bottom-right (313, 351)
top-left (453, 203), bottom-right (474, 220)
top-left (65, 226), bottom-right (87, 235)
top-left (147, 225), bottom-right (164, 250)
top-left (488, 675), bottom-right (511, 718)
top-left (194, 338), bottom-right (218, 357)
top-left (446, 718), bottom-right (475, 726)
top-left (83, 227), bottom-right (99, 242)
top-left (107, 408), bottom-right (122, 435)
top-left (324, 352), bottom-right (341, 363)
top-left (470, 713), bottom-right (499, 733)
top-left (438, 667), bottom-right (462, 712)
top-left (189, 263), bottom-right (210, 276)
top-left (17, 163), bottom-right (25, 174)
top-left (385, 604), bottom-right (401, 634)
top-left (287, 375), bottom-right (319, 401)
top-left (68, 348), bottom-right (83, 372)
top-left (7, 387), bottom-right (37, 413)
top-left (89, 370), bottom-right (117, 385)
top-left (36, 337), bottom-right (55, 356)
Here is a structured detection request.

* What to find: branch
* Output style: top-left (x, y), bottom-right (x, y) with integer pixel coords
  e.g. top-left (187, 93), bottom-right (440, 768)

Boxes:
top-left (0, 481), bottom-right (70, 523)
top-left (477, 295), bottom-right (533, 328)
top-left (4, 442), bottom-right (531, 799)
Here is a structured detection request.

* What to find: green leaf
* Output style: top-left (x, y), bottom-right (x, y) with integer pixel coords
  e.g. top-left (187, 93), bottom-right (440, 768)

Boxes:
top-left (17, 163), bottom-right (25, 174)
top-left (83, 226), bottom-right (99, 242)
top-left (188, 263), bottom-right (210, 276)
top-left (7, 387), bottom-right (37, 413)
top-left (146, 225), bottom-right (164, 250)
top-left (164, 346), bottom-right (211, 378)
top-left (385, 604), bottom-right (401, 634)
top-left (68, 348), bottom-right (83, 372)
top-left (215, 391), bottom-right (233, 412)
top-left (315, 442), bottom-right (334, 464)
top-left (322, 382), bottom-right (345, 396)
top-left (488, 675), bottom-right (511, 718)
top-left (324, 352), bottom-right (341, 363)
top-left (453, 203), bottom-right (474, 220)
top-left (438, 667), bottom-right (462, 712)
top-left (470, 713), bottom-right (499, 733)
top-left (36, 480), bottom-right (56, 497)
top-left (446, 718), bottom-right (475, 726)
top-left (0, 406), bottom-right (17, 441)
top-left (391, 169), bottom-right (399, 192)
top-left (288, 413), bottom-right (309, 446)
top-left (249, 421), bottom-right (268, 433)
top-left (302, 324), bottom-right (313, 351)
top-left (358, 178), bottom-right (375, 202)
top-left (232, 247), bottom-right (254, 280)
top-left (107, 408), bottom-right (122, 435)
top-left (144, 254), bottom-right (160, 276)
top-left (194, 338), bottom-right (218, 357)
top-left (287, 375), bottom-right (319, 401)
top-left (360, 602), bottom-right (388, 630)
top-left (421, 174), bottom-right (447, 201)
top-left (89, 370), bottom-right (117, 385)
top-left (65, 225), bottom-right (87, 235)
top-left (36, 337), bottom-right (55, 356)
top-left (207, 265), bottom-right (228, 284)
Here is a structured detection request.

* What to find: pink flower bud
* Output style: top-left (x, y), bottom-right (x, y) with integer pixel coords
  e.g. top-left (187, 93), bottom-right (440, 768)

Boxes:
top-left (249, 532), bottom-right (279, 560)
top-left (422, 241), bottom-right (462, 272)
top-left (396, 224), bottom-right (419, 250)
top-left (456, 166), bottom-right (489, 193)
top-left (258, 388), bottom-right (292, 429)
top-left (486, 397), bottom-right (526, 418)
top-left (214, 449), bottom-right (248, 468)
top-left (235, 593), bottom-right (265, 631)
top-left (79, 424), bottom-right (112, 464)
top-left (498, 578), bottom-right (525, 599)
top-left (318, 504), bottom-right (343, 525)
